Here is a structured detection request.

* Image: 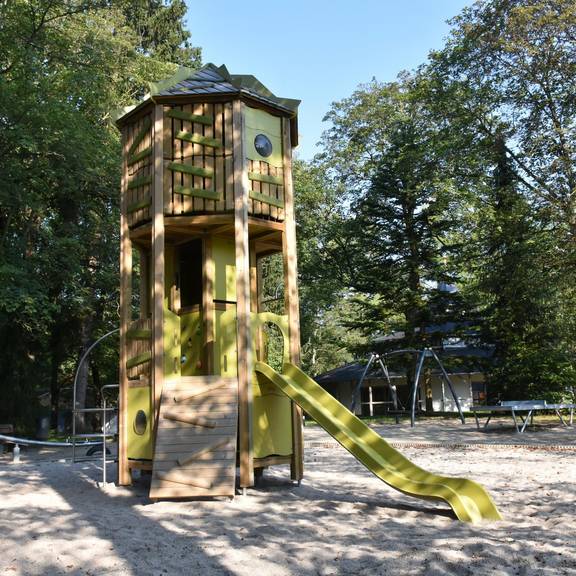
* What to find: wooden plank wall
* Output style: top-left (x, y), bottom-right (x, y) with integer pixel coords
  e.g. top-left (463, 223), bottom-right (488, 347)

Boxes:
top-left (125, 114), bottom-right (153, 227)
top-left (247, 160), bottom-right (285, 221)
top-left (149, 377), bottom-right (238, 498)
top-left (153, 102), bottom-right (285, 223)
top-left (163, 103), bottom-right (226, 215)
top-left (126, 318), bottom-right (152, 380)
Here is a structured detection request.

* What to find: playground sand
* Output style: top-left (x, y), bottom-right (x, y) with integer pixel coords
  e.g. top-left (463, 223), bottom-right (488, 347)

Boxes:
top-left (0, 419), bottom-right (575, 575)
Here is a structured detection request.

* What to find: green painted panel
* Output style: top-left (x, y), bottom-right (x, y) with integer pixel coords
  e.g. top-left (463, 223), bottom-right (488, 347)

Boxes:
top-left (126, 351), bottom-right (151, 369)
top-left (127, 175), bottom-right (152, 190)
top-left (126, 328), bottom-right (152, 340)
top-left (164, 244), bottom-right (176, 309)
top-left (250, 312), bottom-right (293, 459)
top-left (174, 185), bottom-right (221, 201)
top-left (166, 109), bottom-right (213, 125)
top-left (163, 307), bottom-right (181, 378)
top-left (127, 385), bottom-right (153, 460)
top-left (214, 308), bottom-right (237, 377)
top-left (163, 245), bottom-right (181, 377)
top-left (180, 310), bottom-right (203, 376)
top-left (168, 162), bottom-right (213, 178)
top-left (248, 172), bottom-right (284, 186)
top-left (253, 395), bottom-right (293, 458)
top-left (249, 190), bottom-right (285, 208)
top-left (127, 147), bottom-right (152, 165)
top-left (175, 130), bottom-right (222, 148)
top-left (213, 237), bottom-right (236, 302)
top-left (127, 198), bottom-right (151, 214)
top-left (128, 117), bottom-right (151, 156)
top-left (245, 106), bottom-right (283, 168)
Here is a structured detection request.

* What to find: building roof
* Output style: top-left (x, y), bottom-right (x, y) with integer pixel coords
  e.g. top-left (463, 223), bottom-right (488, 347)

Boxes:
top-left (116, 63), bottom-right (300, 126)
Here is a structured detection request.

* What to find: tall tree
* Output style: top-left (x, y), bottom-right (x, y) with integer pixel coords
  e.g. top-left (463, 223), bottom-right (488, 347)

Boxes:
top-left (429, 0), bottom-right (576, 240)
top-left (0, 0), bottom-right (201, 430)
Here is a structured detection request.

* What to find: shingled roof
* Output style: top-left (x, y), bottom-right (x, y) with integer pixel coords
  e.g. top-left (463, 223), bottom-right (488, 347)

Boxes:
top-left (116, 63), bottom-right (300, 126)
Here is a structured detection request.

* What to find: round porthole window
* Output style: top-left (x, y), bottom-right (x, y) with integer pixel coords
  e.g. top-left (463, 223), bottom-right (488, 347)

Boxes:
top-left (254, 133), bottom-right (273, 158)
top-left (134, 410), bottom-right (147, 435)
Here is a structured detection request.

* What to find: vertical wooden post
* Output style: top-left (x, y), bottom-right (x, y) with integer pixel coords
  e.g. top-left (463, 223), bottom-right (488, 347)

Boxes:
top-left (281, 117), bottom-right (304, 482)
top-left (152, 104), bottom-right (165, 422)
top-left (202, 236), bottom-right (215, 375)
top-left (233, 99), bottom-right (254, 488)
top-left (118, 128), bottom-right (132, 486)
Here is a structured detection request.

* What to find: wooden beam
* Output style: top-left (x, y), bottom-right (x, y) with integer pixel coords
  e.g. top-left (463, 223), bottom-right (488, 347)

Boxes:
top-left (118, 128), bottom-right (132, 486)
top-left (281, 117), bottom-right (304, 482)
top-left (247, 216), bottom-right (285, 231)
top-left (165, 214), bottom-right (233, 227)
top-left (202, 237), bottom-right (215, 375)
top-left (166, 108), bottom-right (213, 125)
top-left (152, 104), bottom-right (166, 429)
top-left (233, 99), bottom-right (254, 488)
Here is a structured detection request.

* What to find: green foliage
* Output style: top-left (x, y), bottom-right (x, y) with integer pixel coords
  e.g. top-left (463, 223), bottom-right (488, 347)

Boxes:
top-left (292, 160), bottom-right (368, 374)
top-left (0, 0), bottom-right (200, 430)
top-left (300, 0), bottom-right (576, 404)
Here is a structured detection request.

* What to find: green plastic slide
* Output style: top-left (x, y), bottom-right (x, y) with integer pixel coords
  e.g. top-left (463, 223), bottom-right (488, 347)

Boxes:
top-left (255, 361), bottom-right (502, 524)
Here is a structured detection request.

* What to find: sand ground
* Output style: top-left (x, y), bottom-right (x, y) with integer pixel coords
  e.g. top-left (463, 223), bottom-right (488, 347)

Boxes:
top-left (0, 417), bottom-right (575, 575)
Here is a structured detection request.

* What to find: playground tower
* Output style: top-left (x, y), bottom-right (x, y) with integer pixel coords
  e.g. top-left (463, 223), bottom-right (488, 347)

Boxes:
top-left (115, 64), bottom-right (303, 497)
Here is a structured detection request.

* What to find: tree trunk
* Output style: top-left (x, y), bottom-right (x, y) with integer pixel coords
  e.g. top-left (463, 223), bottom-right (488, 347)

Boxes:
top-left (75, 315), bottom-right (94, 432)
top-left (50, 347), bottom-right (60, 430)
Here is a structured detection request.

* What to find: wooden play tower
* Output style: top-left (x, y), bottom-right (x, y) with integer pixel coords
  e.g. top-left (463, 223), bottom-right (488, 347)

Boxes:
top-left (115, 64), bottom-right (303, 497)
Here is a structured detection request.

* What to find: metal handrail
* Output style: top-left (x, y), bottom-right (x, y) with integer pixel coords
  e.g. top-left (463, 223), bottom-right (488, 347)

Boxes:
top-left (101, 384), bottom-right (119, 485)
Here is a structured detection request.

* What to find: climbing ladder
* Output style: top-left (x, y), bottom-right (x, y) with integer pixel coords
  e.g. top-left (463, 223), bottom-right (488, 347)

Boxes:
top-left (150, 376), bottom-right (238, 498)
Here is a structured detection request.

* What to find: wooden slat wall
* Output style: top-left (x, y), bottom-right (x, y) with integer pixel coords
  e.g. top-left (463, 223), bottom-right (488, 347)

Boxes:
top-left (149, 377), bottom-right (238, 499)
top-left (126, 114), bottom-right (153, 227)
top-left (125, 103), bottom-right (287, 224)
top-left (126, 318), bottom-right (152, 380)
top-left (247, 160), bottom-right (285, 221)
top-left (162, 103), bottom-right (227, 215)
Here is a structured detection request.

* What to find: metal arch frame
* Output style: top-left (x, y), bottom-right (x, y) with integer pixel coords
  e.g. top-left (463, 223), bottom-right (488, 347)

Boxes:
top-left (72, 328), bottom-right (119, 462)
top-left (410, 348), bottom-right (465, 427)
top-left (351, 353), bottom-right (402, 419)
top-left (351, 348), bottom-right (465, 427)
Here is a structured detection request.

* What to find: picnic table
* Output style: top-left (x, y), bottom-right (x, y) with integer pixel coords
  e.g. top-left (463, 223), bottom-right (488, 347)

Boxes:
top-left (470, 400), bottom-right (575, 433)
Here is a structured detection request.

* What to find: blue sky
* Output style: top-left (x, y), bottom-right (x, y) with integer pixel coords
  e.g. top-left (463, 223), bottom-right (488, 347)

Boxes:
top-left (187, 1), bottom-right (473, 160)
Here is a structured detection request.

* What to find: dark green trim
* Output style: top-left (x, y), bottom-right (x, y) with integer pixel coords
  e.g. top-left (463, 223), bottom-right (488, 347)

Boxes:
top-left (249, 190), bottom-right (285, 209)
top-left (248, 172), bottom-right (284, 186)
top-left (126, 351), bottom-right (152, 369)
top-left (126, 328), bottom-right (152, 339)
top-left (166, 109), bottom-right (213, 125)
top-left (174, 185), bottom-right (221, 201)
top-left (127, 175), bottom-right (152, 190)
top-left (127, 147), bottom-right (152, 165)
top-left (168, 162), bottom-right (213, 178)
top-left (128, 117), bottom-right (151, 156)
top-left (175, 130), bottom-right (222, 148)
top-left (127, 198), bottom-right (151, 213)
